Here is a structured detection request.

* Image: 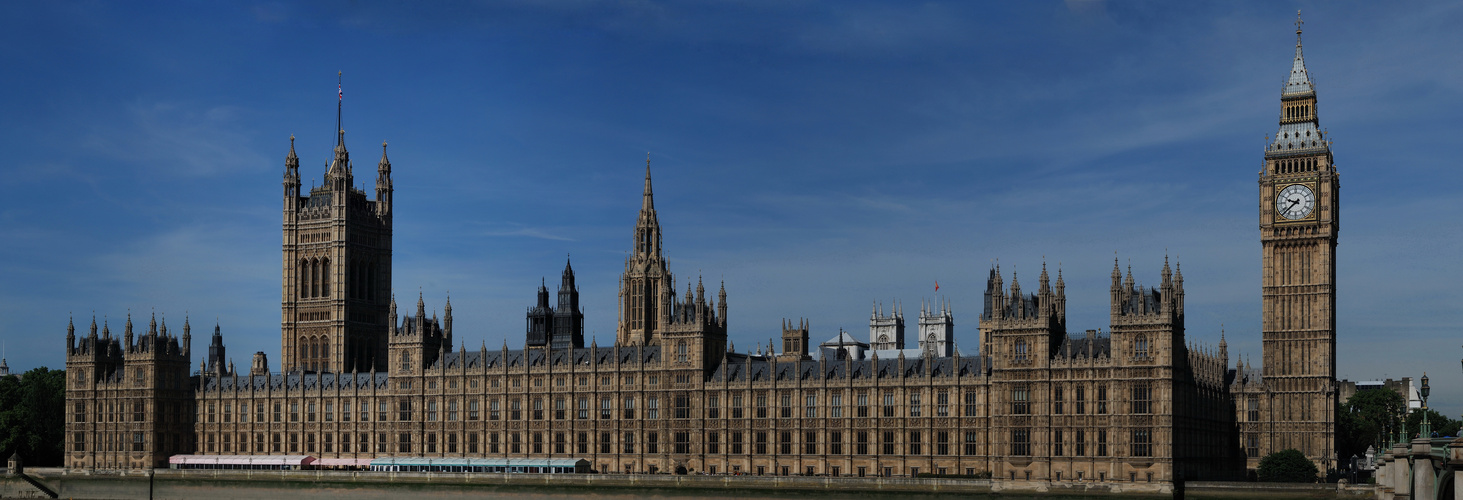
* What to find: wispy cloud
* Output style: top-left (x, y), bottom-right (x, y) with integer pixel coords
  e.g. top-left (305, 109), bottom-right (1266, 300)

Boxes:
top-left (83, 101), bottom-right (268, 177)
top-left (482, 227), bottom-right (574, 241)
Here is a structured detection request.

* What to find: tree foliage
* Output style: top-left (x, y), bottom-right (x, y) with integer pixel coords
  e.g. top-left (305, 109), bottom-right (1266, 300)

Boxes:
top-left (0, 367), bottom-right (66, 466)
top-left (1406, 408), bottom-right (1462, 439)
top-left (1257, 448), bottom-right (1319, 483)
top-left (1336, 389), bottom-right (1406, 462)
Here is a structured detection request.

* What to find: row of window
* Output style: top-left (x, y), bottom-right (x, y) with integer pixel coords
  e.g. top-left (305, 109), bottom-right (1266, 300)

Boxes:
top-left (73, 401), bottom-right (193, 424)
top-left (1011, 428), bottom-right (1152, 457)
top-left (1011, 382), bottom-right (1150, 415)
top-left (189, 430), bottom-right (986, 457)
top-left (196, 391), bottom-right (980, 424)
top-left (71, 431), bottom-right (191, 454)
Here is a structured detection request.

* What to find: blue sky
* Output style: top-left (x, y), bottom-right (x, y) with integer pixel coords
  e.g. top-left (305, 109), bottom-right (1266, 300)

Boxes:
top-left (2, 1), bottom-right (1461, 414)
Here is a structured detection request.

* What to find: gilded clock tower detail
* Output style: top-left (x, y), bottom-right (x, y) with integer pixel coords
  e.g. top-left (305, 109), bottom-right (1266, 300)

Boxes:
top-left (1247, 14), bottom-right (1339, 471)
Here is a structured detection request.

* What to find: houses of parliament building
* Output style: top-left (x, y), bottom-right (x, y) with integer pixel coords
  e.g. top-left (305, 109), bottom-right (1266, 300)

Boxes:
top-left (62, 21), bottom-right (1340, 486)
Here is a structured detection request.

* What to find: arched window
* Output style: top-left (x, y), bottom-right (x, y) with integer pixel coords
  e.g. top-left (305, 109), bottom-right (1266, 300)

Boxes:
top-left (1014, 340), bottom-right (1028, 362)
top-left (320, 339), bottom-right (328, 358)
top-left (299, 340), bottom-right (308, 360)
top-left (311, 259), bottom-right (320, 298)
top-left (299, 260), bottom-right (309, 298)
top-left (676, 341), bottom-right (688, 363)
top-left (1135, 335), bottom-right (1149, 359)
top-left (310, 339), bottom-right (318, 358)
top-left (321, 259), bottom-right (330, 297)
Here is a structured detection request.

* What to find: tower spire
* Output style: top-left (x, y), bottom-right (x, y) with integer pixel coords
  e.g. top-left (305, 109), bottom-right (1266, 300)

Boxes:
top-left (643, 153), bottom-right (654, 211)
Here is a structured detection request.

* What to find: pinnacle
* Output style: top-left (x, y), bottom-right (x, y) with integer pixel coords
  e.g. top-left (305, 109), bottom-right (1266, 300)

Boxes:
top-left (642, 155), bottom-right (655, 211)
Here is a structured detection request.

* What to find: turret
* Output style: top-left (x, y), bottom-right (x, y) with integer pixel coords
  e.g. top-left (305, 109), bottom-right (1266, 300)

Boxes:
top-left (444, 294), bottom-right (453, 340)
top-left (527, 279), bottom-right (553, 347)
top-left (375, 141), bottom-right (393, 216)
top-left (388, 295), bottom-right (398, 335)
top-left (123, 313), bottom-right (134, 351)
top-left (180, 314), bottom-right (191, 357)
top-left (284, 135), bottom-right (301, 202)
top-left (1054, 266), bottom-right (1067, 319)
top-left (553, 259), bottom-right (584, 350)
top-left (717, 281), bottom-right (728, 328)
top-left (66, 316), bottom-right (76, 352)
top-left (208, 323), bottom-right (227, 377)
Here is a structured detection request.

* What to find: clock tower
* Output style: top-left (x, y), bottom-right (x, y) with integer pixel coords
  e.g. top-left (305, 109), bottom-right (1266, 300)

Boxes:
top-left (1255, 14), bottom-right (1338, 470)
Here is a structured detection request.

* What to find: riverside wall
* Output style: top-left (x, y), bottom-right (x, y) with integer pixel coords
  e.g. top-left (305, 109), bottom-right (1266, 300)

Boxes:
top-left (2, 468), bottom-right (1375, 499)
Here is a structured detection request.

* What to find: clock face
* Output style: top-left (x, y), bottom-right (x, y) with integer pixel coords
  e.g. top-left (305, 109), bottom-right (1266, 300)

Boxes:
top-left (1276, 184), bottom-right (1315, 220)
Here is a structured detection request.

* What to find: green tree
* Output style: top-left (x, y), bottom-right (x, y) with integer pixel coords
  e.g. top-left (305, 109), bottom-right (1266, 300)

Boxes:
top-left (0, 367), bottom-right (67, 466)
top-left (1405, 408), bottom-right (1462, 439)
top-left (1257, 448), bottom-right (1319, 483)
top-left (1337, 389), bottom-right (1406, 460)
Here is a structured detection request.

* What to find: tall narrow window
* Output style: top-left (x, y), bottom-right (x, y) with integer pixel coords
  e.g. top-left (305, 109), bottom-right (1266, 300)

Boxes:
top-left (1132, 382), bottom-right (1150, 414)
top-left (1012, 386), bottom-right (1029, 414)
top-left (1131, 428), bottom-right (1151, 457)
top-left (1011, 429), bottom-right (1029, 456)
top-left (321, 259), bottom-right (330, 296)
top-left (1134, 335), bottom-right (1149, 359)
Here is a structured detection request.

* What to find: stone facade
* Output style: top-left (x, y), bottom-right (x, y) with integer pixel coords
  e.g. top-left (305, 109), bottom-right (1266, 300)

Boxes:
top-left (62, 154), bottom-right (1241, 485)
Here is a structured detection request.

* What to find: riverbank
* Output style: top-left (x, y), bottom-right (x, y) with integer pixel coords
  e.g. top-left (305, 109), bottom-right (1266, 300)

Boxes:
top-left (2, 468), bottom-right (1375, 499)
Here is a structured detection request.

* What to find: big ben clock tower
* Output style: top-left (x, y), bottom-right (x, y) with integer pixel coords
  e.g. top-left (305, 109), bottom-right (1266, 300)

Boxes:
top-left (1256, 13), bottom-right (1338, 470)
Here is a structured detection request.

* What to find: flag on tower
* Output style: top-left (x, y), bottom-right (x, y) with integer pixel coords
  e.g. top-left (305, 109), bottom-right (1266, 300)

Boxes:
top-left (935, 280), bottom-right (939, 293)
top-left (339, 82), bottom-right (343, 101)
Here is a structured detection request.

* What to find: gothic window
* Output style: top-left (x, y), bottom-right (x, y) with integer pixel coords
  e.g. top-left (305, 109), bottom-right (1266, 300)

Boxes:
top-left (1012, 386), bottom-right (1030, 414)
top-left (1131, 428), bottom-right (1152, 457)
top-left (1135, 335), bottom-right (1149, 359)
top-left (311, 259), bottom-right (320, 297)
top-left (1132, 382), bottom-right (1151, 414)
top-left (676, 341), bottom-right (688, 363)
top-left (299, 260), bottom-right (309, 297)
top-left (321, 259), bottom-right (330, 296)
top-left (1014, 339), bottom-right (1028, 362)
top-left (1011, 429), bottom-right (1030, 456)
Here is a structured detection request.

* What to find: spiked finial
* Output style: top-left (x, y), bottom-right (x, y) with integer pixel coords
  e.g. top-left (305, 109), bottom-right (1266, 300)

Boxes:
top-left (642, 154), bottom-right (655, 211)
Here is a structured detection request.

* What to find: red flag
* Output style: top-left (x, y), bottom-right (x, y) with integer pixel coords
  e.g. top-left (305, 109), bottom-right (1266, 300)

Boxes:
top-left (935, 280), bottom-right (939, 292)
top-left (338, 83), bottom-right (343, 100)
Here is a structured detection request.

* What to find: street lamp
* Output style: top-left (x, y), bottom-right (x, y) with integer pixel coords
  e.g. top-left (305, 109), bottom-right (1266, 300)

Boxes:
top-left (1420, 373), bottom-right (1431, 439)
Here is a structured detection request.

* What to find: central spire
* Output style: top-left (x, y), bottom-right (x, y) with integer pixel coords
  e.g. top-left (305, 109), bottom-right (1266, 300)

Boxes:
top-left (642, 153), bottom-right (654, 211)
top-left (634, 154), bottom-right (662, 258)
